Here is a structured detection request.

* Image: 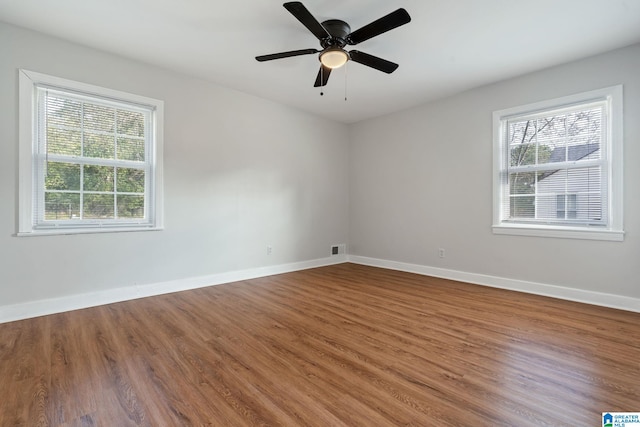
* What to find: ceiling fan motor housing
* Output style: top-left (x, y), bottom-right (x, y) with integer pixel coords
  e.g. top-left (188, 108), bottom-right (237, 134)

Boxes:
top-left (320, 19), bottom-right (351, 48)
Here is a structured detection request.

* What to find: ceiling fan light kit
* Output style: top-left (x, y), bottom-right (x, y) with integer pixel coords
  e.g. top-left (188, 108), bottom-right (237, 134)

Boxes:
top-left (320, 48), bottom-right (349, 69)
top-left (256, 1), bottom-right (411, 88)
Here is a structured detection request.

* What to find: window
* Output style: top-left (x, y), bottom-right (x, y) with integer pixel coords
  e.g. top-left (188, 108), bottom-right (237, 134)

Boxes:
top-left (493, 86), bottom-right (623, 241)
top-left (19, 70), bottom-right (164, 235)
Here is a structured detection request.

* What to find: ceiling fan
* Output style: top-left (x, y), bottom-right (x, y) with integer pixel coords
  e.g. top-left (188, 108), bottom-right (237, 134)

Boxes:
top-left (256, 2), bottom-right (411, 88)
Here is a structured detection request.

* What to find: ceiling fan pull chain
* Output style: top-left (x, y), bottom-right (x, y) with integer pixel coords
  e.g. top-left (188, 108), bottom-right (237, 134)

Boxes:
top-left (344, 61), bottom-right (348, 101)
top-left (320, 66), bottom-right (324, 96)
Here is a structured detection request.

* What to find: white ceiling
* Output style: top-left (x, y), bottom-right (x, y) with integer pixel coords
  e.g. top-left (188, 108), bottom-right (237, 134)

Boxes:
top-left (2, 0), bottom-right (640, 123)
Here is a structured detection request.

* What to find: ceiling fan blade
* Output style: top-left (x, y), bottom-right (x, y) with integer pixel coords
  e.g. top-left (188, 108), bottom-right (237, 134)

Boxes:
top-left (349, 50), bottom-right (399, 74)
top-left (283, 2), bottom-right (330, 41)
top-left (347, 8), bottom-right (411, 45)
top-left (256, 48), bottom-right (319, 62)
top-left (314, 65), bottom-right (332, 87)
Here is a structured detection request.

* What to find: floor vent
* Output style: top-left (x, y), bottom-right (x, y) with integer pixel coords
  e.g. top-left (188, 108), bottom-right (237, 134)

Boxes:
top-left (331, 244), bottom-right (346, 256)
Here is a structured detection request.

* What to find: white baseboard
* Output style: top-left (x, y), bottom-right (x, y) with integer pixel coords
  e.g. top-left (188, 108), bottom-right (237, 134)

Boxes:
top-left (348, 255), bottom-right (640, 313)
top-left (0, 255), bottom-right (348, 324)
top-left (3, 252), bottom-right (637, 324)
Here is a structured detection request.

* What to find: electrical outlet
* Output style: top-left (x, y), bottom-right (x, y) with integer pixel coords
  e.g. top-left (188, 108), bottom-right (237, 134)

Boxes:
top-left (267, 245), bottom-right (273, 255)
top-left (438, 248), bottom-right (445, 258)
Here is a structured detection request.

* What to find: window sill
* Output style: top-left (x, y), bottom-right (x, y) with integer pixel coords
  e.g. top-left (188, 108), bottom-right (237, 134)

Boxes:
top-left (492, 223), bottom-right (624, 241)
top-left (16, 226), bottom-right (164, 237)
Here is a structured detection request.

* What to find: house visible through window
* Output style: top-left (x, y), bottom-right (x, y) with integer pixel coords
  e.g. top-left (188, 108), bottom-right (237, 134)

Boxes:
top-left (556, 194), bottom-right (577, 220)
top-left (493, 86), bottom-right (623, 241)
top-left (19, 70), bottom-right (164, 235)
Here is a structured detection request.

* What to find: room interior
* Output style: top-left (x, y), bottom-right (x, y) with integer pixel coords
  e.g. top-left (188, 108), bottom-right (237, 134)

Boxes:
top-left (1, 0), bottom-right (639, 425)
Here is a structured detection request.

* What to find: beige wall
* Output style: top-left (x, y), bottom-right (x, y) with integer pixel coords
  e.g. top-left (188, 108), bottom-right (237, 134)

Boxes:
top-left (0, 22), bottom-right (350, 309)
top-left (349, 43), bottom-right (640, 299)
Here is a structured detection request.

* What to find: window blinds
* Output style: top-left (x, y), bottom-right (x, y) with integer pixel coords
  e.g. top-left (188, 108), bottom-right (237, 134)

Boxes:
top-left (35, 86), bottom-right (151, 226)
top-left (503, 102), bottom-right (607, 226)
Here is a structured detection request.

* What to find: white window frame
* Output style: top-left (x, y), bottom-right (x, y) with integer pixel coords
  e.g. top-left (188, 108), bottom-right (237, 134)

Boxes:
top-left (492, 86), bottom-right (623, 241)
top-left (18, 69), bottom-right (164, 236)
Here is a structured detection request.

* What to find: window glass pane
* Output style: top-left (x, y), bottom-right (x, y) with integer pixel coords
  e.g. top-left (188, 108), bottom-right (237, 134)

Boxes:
top-left (84, 132), bottom-right (115, 159)
top-left (509, 120), bottom-right (537, 146)
top-left (510, 143), bottom-right (537, 167)
top-left (117, 110), bottom-right (145, 137)
top-left (117, 168), bottom-right (145, 193)
top-left (534, 194), bottom-right (557, 220)
top-left (510, 196), bottom-right (535, 218)
top-left (44, 192), bottom-right (80, 220)
top-left (83, 103), bottom-right (114, 133)
top-left (567, 109), bottom-right (601, 160)
top-left (537, 169), bottom-right (567, 195)
top-left (582, 194), bottom-right (603, 221)
top-left (537, 144), bottom-right (554, 164)
top-left (45, 162), bottom-right (81, 191)
top-left (536, 116), bottom-right (565, 142)
top-left (567, 166), bottom-right (601, 192)
top-left (537, 116), bottom-right (565, 164)
top-left (508, 119), bottom-right (537, 167)
top-left (83, 194), bottom-right (115, 219)
top-left (46, 95), bottom-right (82, 128)
top-left (567, 194), bottom-right (577, 210)
top-left (117, 195), bottom-right (144, 219)
top-left (47, 127), bottom-right (82, 156)
top-left (117, 137), bottom-right (145, 161)
top-left (84, 165), bottom-right (115, 192)
top-left (509, 172), bottom-right (535, 195)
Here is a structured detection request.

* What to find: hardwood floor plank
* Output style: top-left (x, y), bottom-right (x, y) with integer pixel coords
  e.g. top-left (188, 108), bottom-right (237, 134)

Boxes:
top-left (1, 263), bottom-right (639, 426)
top-left (0, 316), bottom-right (52, 426)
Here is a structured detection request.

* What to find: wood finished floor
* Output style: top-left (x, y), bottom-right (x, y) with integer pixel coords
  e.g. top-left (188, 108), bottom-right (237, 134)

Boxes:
top-left (1, 263), bottom-right (639, 426)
